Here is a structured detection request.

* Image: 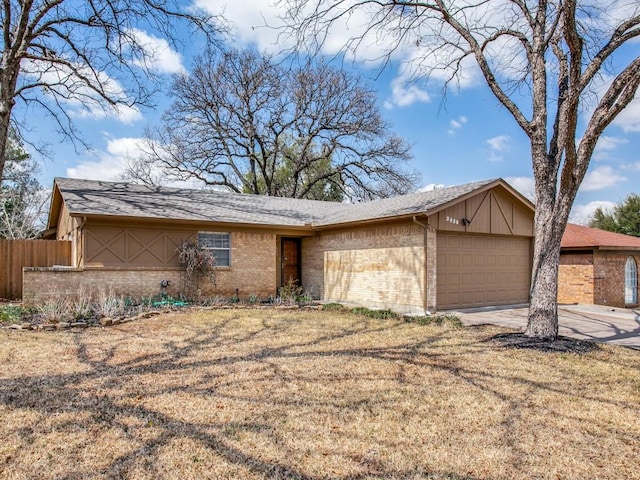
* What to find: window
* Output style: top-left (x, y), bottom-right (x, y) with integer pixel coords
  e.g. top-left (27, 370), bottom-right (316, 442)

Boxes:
top-left (625, 257), bottom-right (638, 305)
top-left (198, 232), bottom-right (231, 267)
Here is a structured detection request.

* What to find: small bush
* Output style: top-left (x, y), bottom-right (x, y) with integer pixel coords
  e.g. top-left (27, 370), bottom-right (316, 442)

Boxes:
top-left (350, 307), bottom-right (399, 320)
top-left (0, 305), bottom-right (22, 324)
top-left (277, 279), bottom-right (305, 305)
top-left (95, 287), bottom-right (125, 318)
top-left (71, 288), bottom-right (93, 320)
top-left (322, 302), bottom-right (345, 311)
top-left (406, 313), bottom-right (462, 328)
top-left (248, 294), bottom-right (260, 304)
top-left (39, 296), bottom-right (72, 323)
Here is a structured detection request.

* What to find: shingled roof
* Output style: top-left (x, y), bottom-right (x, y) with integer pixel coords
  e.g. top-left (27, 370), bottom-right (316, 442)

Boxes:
top-left (49, 177), bottom-right (521, 229)
top-left (562, 223), bottom-right (640, 250)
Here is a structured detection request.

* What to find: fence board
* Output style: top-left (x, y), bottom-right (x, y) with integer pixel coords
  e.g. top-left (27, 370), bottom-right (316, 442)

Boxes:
top-left (0, 240), bottom-right (71, 300)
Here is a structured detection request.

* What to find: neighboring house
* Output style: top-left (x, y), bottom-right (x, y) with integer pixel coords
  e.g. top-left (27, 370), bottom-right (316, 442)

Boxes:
top-left (559, 223), bottom-right (640, 308)
top-left (27, 177), bottom-right (535, 313)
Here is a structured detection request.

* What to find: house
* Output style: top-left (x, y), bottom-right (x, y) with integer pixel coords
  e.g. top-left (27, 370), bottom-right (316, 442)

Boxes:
top-left (26, 177), bottom-right (535, 313)
top-left (559, 223), bottom-right (640, 308)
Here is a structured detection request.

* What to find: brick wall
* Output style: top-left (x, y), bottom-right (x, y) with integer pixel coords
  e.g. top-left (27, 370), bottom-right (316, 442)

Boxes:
top-left (23, 267), bottom-right (184, 305)
top-left (593, 252), bottom-right (640, 307)
top-left (558, 253), bottom-right (594, 304)
top-left (302, 221), bottom-right (426, 313)
top-left (23, 231), bottom-right (278, 304)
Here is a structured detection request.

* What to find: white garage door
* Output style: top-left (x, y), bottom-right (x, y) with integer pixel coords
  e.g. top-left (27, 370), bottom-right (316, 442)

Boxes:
top-left (438, 234), bottom-right (531, 310)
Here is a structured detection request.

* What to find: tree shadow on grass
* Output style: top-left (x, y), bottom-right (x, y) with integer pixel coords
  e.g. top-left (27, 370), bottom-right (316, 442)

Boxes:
top-left (0, 312), bottom-right (636, 479)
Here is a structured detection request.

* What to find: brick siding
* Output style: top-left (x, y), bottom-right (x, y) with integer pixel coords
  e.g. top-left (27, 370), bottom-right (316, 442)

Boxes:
top-left (302, 221), bottom-right (427, 313)
top-left (558, 253), bottom-right (595, 304)
top-left (23, 231), bottom-right (278, 304)
top-left (594, 252), bottom-right (640, 307)
top-left (558, 251), bottom-right (640, 307)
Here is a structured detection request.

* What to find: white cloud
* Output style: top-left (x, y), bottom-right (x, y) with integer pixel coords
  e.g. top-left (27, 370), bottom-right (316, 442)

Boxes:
top-left (419, 183), bottom-right (445, 192)
top-left (386, 77), bottom-right (430, 108)
top-left (580, 165), bottom-right (626, 192)
top-left (66, 137), bottom-right (146, 181)
top-left (593, 135), bottom-right (629, 160)
top-left (448, 115), bottom-right (468, 135)
top-left (22, 58), bottom-right (142, 124)
top-left (127, 28), bottom-right (185, 74)
top-left (569, 200), bottom-right (616, 225)
top-left (613, 97), bottom-right (640, 133)
top-left (622, 161), bottom-right (640, 171)
top-left (504, 176), bottom-right (535, 201)
top-left (486, 134), bottom-right (511, 162)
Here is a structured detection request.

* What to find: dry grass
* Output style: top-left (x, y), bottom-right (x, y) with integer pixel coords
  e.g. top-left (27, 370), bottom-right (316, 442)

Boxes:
top-left (0, 308), bottom-right (638, 480)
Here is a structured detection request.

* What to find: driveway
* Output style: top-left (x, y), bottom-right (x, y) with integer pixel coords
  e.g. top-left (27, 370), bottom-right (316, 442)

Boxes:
top-left (455, 303), bottom-right (640, 348)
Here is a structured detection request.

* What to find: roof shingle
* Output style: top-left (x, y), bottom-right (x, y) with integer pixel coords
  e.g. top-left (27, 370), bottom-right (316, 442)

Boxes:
top-left (51, 177), bottom-right (508, 228)
top-left (562, 223), bottom-right (640, 249)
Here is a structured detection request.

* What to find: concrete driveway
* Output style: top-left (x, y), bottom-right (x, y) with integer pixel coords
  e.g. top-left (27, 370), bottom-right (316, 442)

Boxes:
top-left (454, 303), bottom-right (640, 348)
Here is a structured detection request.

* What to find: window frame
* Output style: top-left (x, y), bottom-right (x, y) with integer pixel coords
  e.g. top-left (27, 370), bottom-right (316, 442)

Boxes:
top-left (197, 232), bottom-right (231, 268)
top-left (624, 256), bottom-right (638, 305)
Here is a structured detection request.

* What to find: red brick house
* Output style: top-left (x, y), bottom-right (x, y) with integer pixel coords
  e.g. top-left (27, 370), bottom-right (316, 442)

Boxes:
top-left (27, 177), bottom-right (535, 313)
top-left (559, 224), bottom-right (640, 307)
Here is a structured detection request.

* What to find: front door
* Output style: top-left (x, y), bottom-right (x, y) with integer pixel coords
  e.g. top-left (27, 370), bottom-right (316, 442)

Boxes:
top-left (281, 238), bottom-right (301, 287)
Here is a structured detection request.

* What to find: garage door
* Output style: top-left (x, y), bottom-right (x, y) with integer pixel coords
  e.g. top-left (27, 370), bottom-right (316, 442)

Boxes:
top-left (437, 234), bottom-right (531, 310)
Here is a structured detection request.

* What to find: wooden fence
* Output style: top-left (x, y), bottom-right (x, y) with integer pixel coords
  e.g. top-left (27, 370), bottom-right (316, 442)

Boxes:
top-left (0, 239), bottom-right (72, 300)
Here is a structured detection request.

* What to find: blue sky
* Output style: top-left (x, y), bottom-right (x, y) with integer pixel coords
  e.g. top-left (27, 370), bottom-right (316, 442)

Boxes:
top-left (25, 0), bottom-right (640, 224)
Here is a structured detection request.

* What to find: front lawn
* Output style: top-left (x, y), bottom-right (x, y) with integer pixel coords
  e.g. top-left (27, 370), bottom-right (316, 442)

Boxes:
top-left (0, 309), bottom-right (638, 479)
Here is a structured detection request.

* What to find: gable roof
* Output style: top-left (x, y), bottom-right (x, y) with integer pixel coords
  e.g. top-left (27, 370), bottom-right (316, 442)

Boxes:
top-left (48, 177), bottom-right (531, 230)
top-left (562, 223), bottom-right (640, 250)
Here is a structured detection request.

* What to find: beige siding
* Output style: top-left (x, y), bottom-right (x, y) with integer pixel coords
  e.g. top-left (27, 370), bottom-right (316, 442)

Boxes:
top-left (44, 222), bottom-right (279, 301)
top-left (438, 234), bottom-right (531, 309)
top-left (84, 225), bottom-right (192, 267)
top-left (56, 203), bottom-right (82, 266)
top-left (435, 186), bottom-right (534, 236)
top-left (302, 221), bottom-right (426, 313)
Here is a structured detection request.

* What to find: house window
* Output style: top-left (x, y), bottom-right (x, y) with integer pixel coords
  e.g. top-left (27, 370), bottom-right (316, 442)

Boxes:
top-left (198, 232), bottom-right (231, 267)
top-left (625, 257), bottom-right (638, 305)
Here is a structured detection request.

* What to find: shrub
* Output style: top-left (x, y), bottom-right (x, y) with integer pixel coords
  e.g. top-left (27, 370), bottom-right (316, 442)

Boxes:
top-left (322, 302), bottom-right (345, 311)
top-left (277, 278), bottom-right (305, 305)
top-left (39, 295), bottom-right (72, 323)
top-left (406, 313), bottom-right (462, 328)
top-left (177, 240), bottom-right (217, 300)
top-left (350, 307), bottom-right (399, 320)
top-left (95, 287), bottom-right (125, 318)
top-left (0, 305), bottom-right (22, 324)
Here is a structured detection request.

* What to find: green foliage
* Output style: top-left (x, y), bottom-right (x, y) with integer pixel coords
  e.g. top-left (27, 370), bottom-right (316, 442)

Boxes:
top-left (248, 294), bottom-right (260, 304)
top-left (322, 302), bottom-right (345, 311)
top-left (350, 307), bottom-right (399, 319)
top-left (0, 130), bottom-right (46, 239)
top-left (244, 147), bottom-right (345, 201)
top-left (589, 194), bottom-right (640, 237)
top-left (0, 305), bottom-right (22, 324)
top-left (405, 313), bottom-right (462, 328)
top-left (277, 278), bottom-right (305, 305)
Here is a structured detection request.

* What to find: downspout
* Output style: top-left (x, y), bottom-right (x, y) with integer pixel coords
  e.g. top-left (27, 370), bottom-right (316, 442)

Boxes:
top-left (413, 215), bottom-right (432, 315)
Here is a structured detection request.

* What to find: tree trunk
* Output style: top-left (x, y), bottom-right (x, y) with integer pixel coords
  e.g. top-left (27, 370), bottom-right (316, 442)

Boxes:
top-left (525, 206), bottom-right (564, 339)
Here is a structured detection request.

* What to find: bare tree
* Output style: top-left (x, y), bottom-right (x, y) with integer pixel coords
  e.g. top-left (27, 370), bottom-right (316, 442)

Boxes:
top-left (144, 48), bottom-right (419, 201)
top-left (0, 0), bottom-right (223, 184)
top-left (281, 0), bottom-right (640, 339)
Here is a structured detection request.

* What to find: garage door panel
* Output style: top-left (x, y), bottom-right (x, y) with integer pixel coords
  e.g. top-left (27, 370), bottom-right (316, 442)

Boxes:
top-left (438, 234), bottom-right (531, 309)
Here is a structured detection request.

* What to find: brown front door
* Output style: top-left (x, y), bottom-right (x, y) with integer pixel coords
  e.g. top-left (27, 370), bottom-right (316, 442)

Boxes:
top-left (281, 238), bottom-right (301, 286)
